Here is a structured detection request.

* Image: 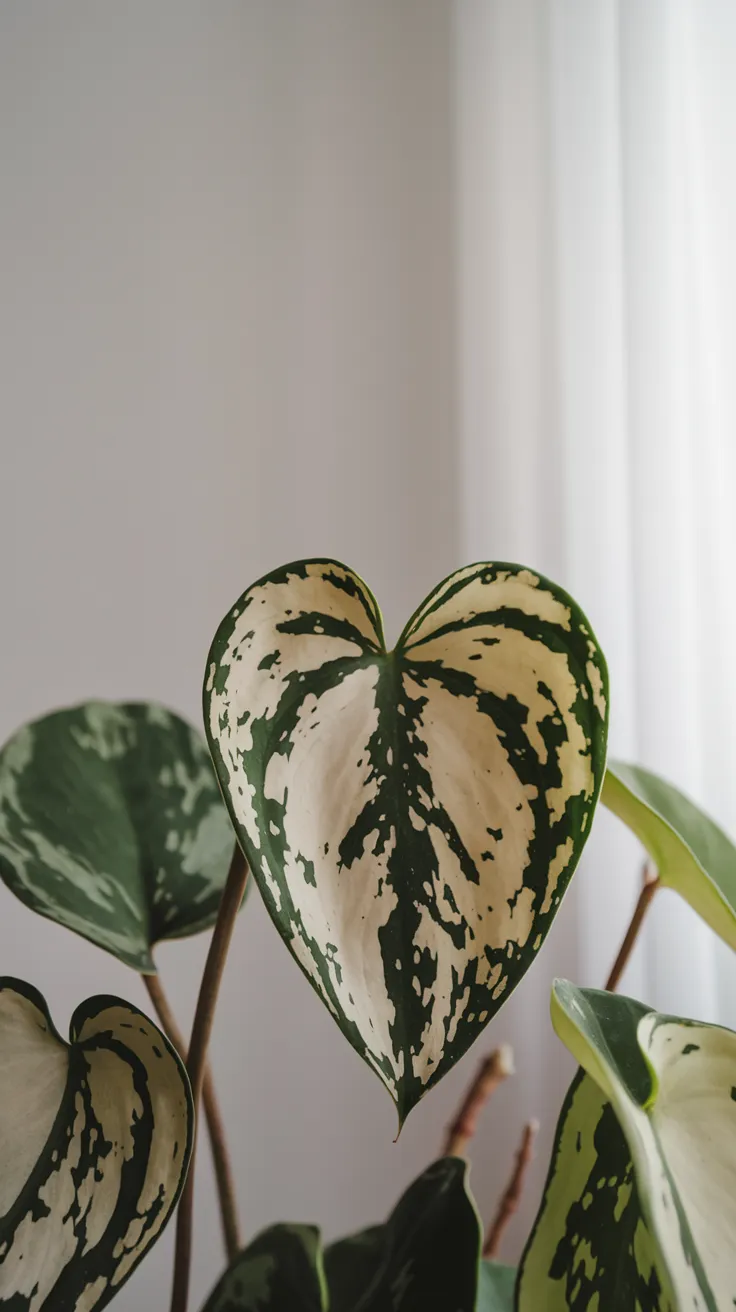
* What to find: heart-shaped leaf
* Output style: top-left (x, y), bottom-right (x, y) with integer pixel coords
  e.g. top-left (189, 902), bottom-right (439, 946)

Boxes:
top-left (603, 761), bottom-right (736, 950)
top-left (518, 981), bottom-right (736, 1310)
top-left (0, 701), bottom-right (238, 972)
top-left (205, 559), bottom-right (608, 1119)
top-left (200, 1224), bottom-right (326, 1312)
top-left (0, 977), bottom-right (193, 1310)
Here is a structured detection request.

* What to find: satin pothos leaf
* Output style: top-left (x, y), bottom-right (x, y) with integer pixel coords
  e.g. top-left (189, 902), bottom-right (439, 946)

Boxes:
top-left (199, 1225), bottom-right (326, 1312)
top-left (518, 982), bottom-right (736, 1311)
top-left (0, 977), bottom-right (193, 1311)
top-left (205, 559), bottom-right (608, 1119)
top-left (0, 701), bottom-right (237, 972)
top-left (603, 761), bottom-right (736, 951)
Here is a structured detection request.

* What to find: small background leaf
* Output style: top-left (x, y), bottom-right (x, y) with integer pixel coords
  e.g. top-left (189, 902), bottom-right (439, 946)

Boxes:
top-left (327, 1158), bottom-right (482, 1312)
top-left (0, 977), bottom-right (193, 1311)
top-left (477, 1259), bottom-right (516, 1309)
top-left (0, 700), bottom-right (238, 971)
top-left (200, 1224), bottom-right (325, 1312)
top-left (603, 761), bottom-right (736, 950)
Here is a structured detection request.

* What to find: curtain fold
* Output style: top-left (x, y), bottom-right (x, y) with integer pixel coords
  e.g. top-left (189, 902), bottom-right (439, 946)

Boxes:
top-left (455, 0), bottom-right (736, 1030)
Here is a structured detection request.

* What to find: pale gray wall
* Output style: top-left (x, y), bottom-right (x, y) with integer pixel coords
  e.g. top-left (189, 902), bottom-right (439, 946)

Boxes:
top-left (0, 4), bottom-right (473, 1307)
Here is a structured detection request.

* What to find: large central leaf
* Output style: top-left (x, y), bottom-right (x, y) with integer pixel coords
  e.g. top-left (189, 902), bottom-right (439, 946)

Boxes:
top-left (0, 977), bottom-right (193, 1310)
top-left (205, 559), bottom-right (608, 1119)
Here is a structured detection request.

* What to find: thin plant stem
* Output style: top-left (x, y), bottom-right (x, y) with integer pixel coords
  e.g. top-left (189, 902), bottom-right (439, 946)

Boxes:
top-left (605, 861), bottom-right (660, 992)
top-left (483, 1119), bottom-right (539, 1259)
top-left (441, 1045), bottom-right (515, 1158)
top-left (170, 842), bottom-right (249, 1312)
top-left (143, 971), bottom-right (241, 1261)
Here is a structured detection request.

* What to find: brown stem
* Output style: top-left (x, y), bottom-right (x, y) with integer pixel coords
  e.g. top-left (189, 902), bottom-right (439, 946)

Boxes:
top-left (170, 843), bottom-right (249, 1312)
top-left (605, 861), bottom-right (660, 992)
top-left (442, 1045), bottom-right (514, 1159)
top-left (143, 972), bottom-right (241, 1261)
top-left (483, 1119), bottom-right (539, 1258)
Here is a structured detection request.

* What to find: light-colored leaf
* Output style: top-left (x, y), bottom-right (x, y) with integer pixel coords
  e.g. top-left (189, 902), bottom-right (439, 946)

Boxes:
top-left (205, 559), bottom-right (608, 1119)
top-left (517, 1069), bottom-right (670, 1311)
top-left (519, 982), bottom-right (736, 1311)
top-left (0, 701), bottom-right (238, 972)
top-left (200, 1224), bottom-right (325, 1312)
top-left (0, 977), bottom-right (193, 1310)
top-left (603, 761), bottom-right (736, 950)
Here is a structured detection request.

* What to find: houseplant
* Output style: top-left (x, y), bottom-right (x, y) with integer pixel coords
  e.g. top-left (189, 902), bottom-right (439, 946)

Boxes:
top-left (0, 557), bottom-right (734, 1310)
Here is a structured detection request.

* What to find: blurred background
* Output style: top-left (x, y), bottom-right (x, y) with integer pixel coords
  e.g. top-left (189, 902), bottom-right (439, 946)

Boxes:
top-left (2, 2), bottom-right (736, 1306)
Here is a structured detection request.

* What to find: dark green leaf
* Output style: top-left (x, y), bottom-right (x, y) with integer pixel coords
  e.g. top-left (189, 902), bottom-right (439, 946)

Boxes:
top-left (322, 1226), bottom-right (383, 1309)
top-left (205, 559), bottom-right (608, 1120)
top-left (200, 1225), bottom-right (325, 1312)
top-left (0, 701), bottom-right (238, 971)
top-left (329, 1158), bottom-right (482, 1312)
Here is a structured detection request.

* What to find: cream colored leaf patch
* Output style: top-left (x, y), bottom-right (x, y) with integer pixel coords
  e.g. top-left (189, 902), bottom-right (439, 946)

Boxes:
top-left (0, 978), bottom-right (193, 1311)
top-left (520, 981), bottom-right (736, 1311)
top-left (603, 761), bottom-right (736, 951)
top-left (205, 559), bottom-right (608, 1121)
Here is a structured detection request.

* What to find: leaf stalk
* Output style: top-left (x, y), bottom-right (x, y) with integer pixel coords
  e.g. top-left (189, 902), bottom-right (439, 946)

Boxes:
top-left (605, 861), bottom-right (660, 992)
top-left (143, 971), bottom-right (241, 1262)
top-left (170, 842), bottom-right (249, 1312)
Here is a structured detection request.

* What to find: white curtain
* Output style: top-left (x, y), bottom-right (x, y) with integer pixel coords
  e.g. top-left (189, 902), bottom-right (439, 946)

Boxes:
top-left (456, 0), bottom-right (736, 1034)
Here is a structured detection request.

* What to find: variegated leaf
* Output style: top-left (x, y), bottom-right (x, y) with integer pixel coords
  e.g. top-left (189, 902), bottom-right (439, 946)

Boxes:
top-left (200, 1225), bottom-right (325, 1312)
top-left (205, 559), bottom-right (608, 1119)
top-left (0, 977), bottom-right (193, 1310)
top-left (0, 701), bottom-right (238, 972)
top-left (603, 761), bottom-right (736, 951)
top-left (519, 981), bottom-right (736, 1311)
top-left (517, 1070), bottom-right (669, 1310)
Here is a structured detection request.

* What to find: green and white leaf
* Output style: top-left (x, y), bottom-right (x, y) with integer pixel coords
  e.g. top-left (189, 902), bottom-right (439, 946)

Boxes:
top-left (517, 1070), bottom-right (670, 1310)
top-left (0, 977), bottom-right (193, 1310)
top-left (200, 1224), bottom-right (326, 1312)
top-left (518, 981), bottom-right (736, 1311)
top-left (603, 761), bottom-right (736, 951)
top-left (0, 701), bottom-right (238, 972)
top-left (205, 559), bottom-right (608, 1119)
